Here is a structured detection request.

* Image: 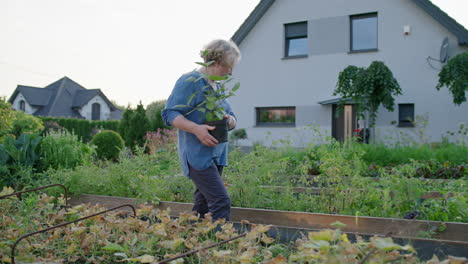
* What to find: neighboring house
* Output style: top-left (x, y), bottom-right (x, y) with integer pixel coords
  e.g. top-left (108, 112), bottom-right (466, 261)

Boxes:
top-left (8, 76), bottom-right (122, 120)
top-left (230, 0), bottom-right (468, 146)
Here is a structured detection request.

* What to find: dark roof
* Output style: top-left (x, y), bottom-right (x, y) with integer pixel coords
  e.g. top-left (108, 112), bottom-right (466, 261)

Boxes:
top-left (72, 89), bottom-right (118, 111)
top-left (73, 89), bottom-right (102, 107)
top-left (9, 76), bottom-right (119, 118)
top-left (9, 85), bottom-right (53, 106)
top-left (231, 0), bottom-right (468, 46)
top-left (34, 76), bottom-right (85, 118)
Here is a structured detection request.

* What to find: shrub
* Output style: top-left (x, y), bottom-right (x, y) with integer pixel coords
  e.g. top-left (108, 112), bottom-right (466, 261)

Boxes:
top-left (91, 130), bottom-right (125, 161)
top-left (0, 133), bottom-right (42, 188)
top-left (146, 100), bottom-right (168, 131)
top-left (230, 128), bottom-right (247, 140)
top-left (39, 131), bottom-right (93, 170)
top-left (11, 111), bottom-right (44, 137)
top-left (146, 128), bottom-right (177, 154)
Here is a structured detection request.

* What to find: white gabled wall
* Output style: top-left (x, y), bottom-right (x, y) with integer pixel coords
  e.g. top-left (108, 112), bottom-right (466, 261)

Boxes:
top-left (78, 95), bottom-right (111, 120)
top-left (11, 93), bottom-right (39, 114)
top-left (231, 0), bottom-right (468, 146)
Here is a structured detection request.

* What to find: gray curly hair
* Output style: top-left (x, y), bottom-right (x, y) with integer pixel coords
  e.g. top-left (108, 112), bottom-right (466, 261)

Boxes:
top-left (200, 39), bottom-right (241, 67)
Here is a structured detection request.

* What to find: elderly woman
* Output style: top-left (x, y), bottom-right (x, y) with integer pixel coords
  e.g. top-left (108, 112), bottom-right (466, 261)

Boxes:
top-left (162, 39), bottom-right (241, 220)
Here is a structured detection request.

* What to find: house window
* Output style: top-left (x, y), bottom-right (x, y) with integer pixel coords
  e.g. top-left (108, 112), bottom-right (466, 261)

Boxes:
top-left (92, 103), bottom-right (101, 120)
top-left (19, 100), bottom-right (26, 112)
top-left (398, 104), bottom-right (414, 127)
top-left (350, 13), bottom-right (377, 52)
top-left (256, 107), bottom-right (296, 126)
top-left (285, 22), bottom-right (307, 57)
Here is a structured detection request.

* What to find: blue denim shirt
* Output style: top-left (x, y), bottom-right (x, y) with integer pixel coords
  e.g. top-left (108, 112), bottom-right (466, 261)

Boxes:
top-left (162, 70), bottom-right (236, 177)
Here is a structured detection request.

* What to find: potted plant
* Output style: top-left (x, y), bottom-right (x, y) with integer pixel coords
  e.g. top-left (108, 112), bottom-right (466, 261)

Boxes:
top-left (176, 55), bottom-right (240, 143)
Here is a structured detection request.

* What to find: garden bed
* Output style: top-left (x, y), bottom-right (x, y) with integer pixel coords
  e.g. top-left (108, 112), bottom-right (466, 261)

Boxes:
top-left (70, 194), bottom-right (468, 259)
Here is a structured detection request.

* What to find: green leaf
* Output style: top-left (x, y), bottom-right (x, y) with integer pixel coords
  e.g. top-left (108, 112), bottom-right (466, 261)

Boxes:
top-left (187, 91), bottom-right (200, 105)
top-left (372, 237), bottom-right (415, 252)
top-left (174, 104), bottom-right (188, 108)
top-left (185, 76), bottom-right (196, 82)
top-left (195, 62), bottom-right (208, 67)
top-left (103, 243), bottom-right (125, 252)
top-left (206, 102), bottom-right (216, 110)
top-left (208, 75), bottom-right (228, 81)
top-left (232, 82), bottom-right (240, 92)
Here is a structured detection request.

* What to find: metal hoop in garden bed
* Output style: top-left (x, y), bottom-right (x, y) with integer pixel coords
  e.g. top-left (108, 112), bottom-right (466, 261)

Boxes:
top-left (10, 204), bottom-right (137, 264)
top-left (0, 184), bottom-right (69, 208)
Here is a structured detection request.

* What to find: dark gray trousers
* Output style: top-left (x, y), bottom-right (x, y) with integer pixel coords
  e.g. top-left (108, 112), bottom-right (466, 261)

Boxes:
top-left (188, 163), bottom-right (231, 220)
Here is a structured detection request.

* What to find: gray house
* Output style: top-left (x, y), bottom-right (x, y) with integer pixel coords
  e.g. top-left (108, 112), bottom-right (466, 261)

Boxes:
top-left (8, 76), bottom-right (122, 120)
top-left (230, 0), bottom-right (468, 146)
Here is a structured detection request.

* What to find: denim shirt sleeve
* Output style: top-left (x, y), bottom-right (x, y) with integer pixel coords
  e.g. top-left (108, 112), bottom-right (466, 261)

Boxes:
top-left (162, 73), bottom-right (200, 127)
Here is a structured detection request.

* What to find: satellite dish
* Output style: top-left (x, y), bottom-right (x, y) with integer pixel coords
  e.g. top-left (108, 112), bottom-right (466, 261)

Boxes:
top-left (439, 37), bottom-right (449, 63)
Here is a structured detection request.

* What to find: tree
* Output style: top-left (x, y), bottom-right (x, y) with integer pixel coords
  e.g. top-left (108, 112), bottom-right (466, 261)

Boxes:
top-left (436, 52), bottom-right (467, 105)
top-left (130, 102), bottom-right (150, 149)
top-left (334, 61), bottom-right (402, 140)
top-left (146, 99), bottom-right (168, 131)
top-left (0, 97), bottom-right (15, 140)
top-left (119, 107), bottom-right (134, 148)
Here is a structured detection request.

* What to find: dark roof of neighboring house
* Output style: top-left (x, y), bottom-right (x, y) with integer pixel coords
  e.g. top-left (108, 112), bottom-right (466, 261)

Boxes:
top-left (8, 76), bottom-right (119, 118)
top-left (12, 85), bottom-right (53, 106)
top-left (231, 0), bottom-right (468, 45)
top-left (72, 89), bottom-right (116, 109)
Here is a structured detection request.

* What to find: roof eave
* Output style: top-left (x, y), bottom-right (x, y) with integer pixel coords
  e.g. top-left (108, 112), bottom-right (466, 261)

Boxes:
top-left (411, 0), bottom-right (468, 46)
top-left (231, 0), bottom-right (276, 45)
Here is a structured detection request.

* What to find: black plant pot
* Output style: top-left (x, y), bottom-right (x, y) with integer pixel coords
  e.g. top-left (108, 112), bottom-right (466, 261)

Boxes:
top-left (205, 119), bottom-right (228, 143)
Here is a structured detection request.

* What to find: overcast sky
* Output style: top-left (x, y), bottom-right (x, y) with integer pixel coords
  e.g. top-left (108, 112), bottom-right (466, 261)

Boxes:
top-left (1, 0), bottom-right (466, 107)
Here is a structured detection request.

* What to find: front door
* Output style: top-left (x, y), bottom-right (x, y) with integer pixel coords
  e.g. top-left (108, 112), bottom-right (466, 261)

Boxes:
top-left (332, 104), bottom-right (357, 142)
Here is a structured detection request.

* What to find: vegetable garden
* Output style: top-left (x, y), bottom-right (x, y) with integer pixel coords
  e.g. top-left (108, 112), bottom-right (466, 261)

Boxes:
top-left (1, 99), bottom-right (467, 263)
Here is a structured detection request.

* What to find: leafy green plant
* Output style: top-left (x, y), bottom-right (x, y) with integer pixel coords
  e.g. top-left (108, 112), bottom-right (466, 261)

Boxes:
top-left (436, 51), bottom-right (467, 105)
top-left (91, 130), bottom-right (125, 161)
top-left (175, 55), bottom-right (240, 122)
top-left (0, 97), bottom-right (16, 141)
top-left (146, 99), bottom-right (169, 131)
top-left (230, 128), bottom-right (247, 140)
top-left (11, 111), bottom-right (44, 137)
top-left (334, 61), bottom-right (402, 139)
top-left (0, 133), bottom-right (42, 188)
top-left (3, 192), bottom-right (450, 264)
top-left (39, 130), bottom-right (93, 170)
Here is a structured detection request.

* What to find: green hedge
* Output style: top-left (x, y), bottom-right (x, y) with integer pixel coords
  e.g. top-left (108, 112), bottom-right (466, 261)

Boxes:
top-left (39, 117), bottom-right (120, 142)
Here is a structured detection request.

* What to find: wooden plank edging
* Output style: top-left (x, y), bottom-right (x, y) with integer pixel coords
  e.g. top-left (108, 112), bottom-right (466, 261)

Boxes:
top-left (70, 194), bottom-right (468, 243)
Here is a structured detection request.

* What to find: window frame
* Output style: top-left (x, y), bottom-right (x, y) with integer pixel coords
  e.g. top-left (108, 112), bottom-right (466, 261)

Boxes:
top-left (284, 21), bottom-right (308, 58)
top-left (92, 103), bottom-right (101, 120)
top-left (19, 100), bottom-right (26, 112)
top-left (255, 106), bottom-right (296, 127)
top-left (398, 103), bottom-right (415, 127)
top-left (350, 12), bottom-right (378, 53)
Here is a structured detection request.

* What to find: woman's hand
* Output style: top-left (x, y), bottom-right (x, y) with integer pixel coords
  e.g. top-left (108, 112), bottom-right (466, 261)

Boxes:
top-left (193, 124), bottom-right (218, 147)
top-left (224, 115), bottom-right (236, 130)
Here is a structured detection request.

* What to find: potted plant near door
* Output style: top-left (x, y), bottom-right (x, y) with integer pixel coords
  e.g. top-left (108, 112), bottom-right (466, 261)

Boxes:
top-left (176, 54), bottom-right (240, 143)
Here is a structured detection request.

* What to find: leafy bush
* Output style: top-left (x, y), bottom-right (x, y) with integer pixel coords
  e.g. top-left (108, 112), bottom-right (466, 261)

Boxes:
top-left (146, 128), bottom-right (177, 154)
top-left (91, 130), bottom-right (125, 160)
top-left (119, 103), bottom-right (150, 150)
top-left (359, 143), bottom-right (468, 166)
top-left (39, 131), bottom-right (93, 170)
top-left (0, 97), bottom-right (15, 141)
top-left (230, 128), bottom-right (247, 140)
top-left (39, 117), bottom-right (120, 142)
top-left (0, 133), bottom-right (42, 188)
top-left (146, 99), bottom-right (168, 131)
top-left (11, 111), bottom-right (44, 137)
top-left (436, 51), bottom-right (467, 105)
